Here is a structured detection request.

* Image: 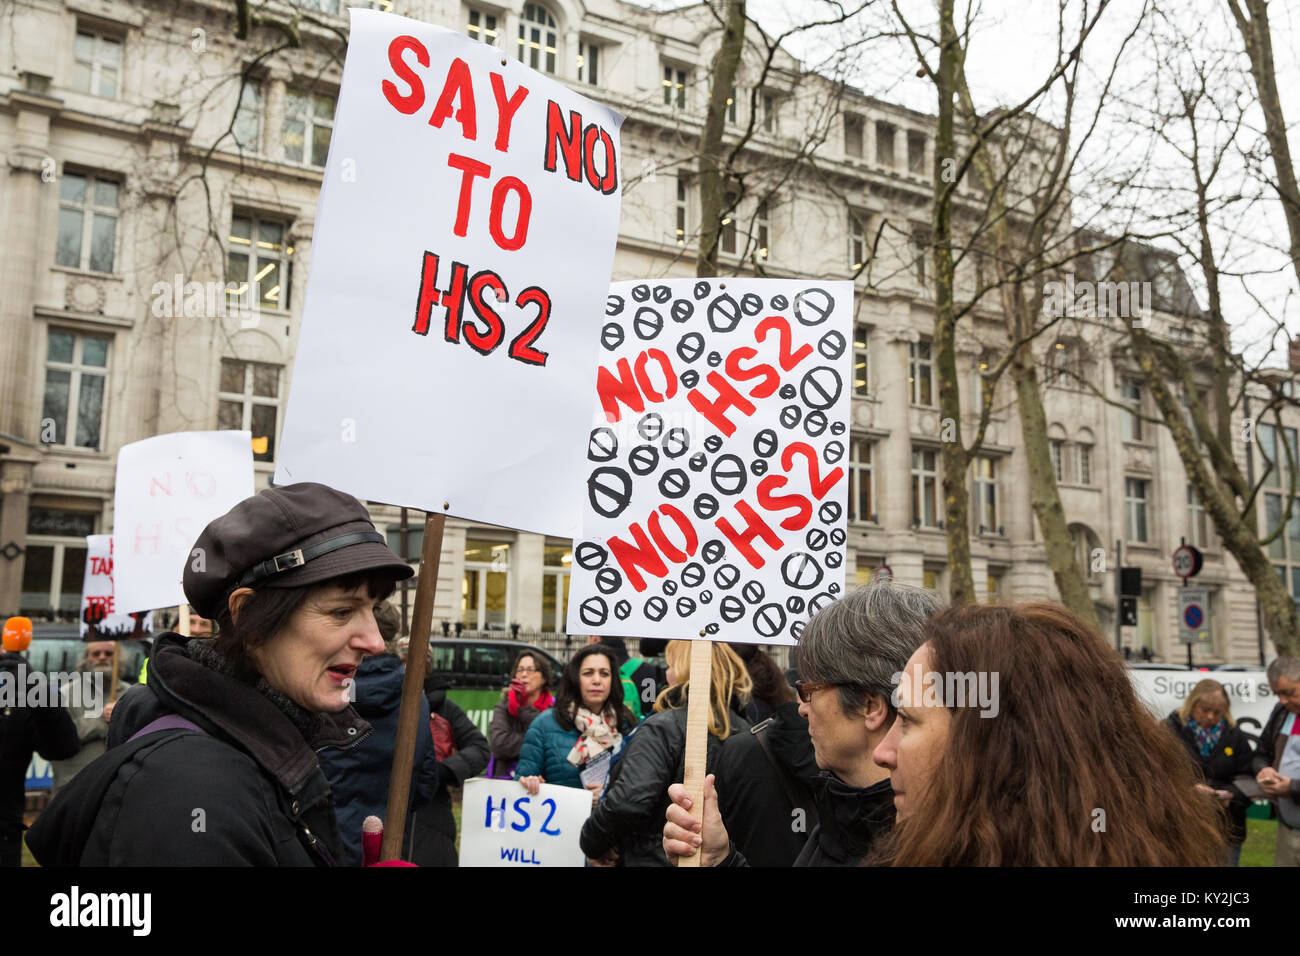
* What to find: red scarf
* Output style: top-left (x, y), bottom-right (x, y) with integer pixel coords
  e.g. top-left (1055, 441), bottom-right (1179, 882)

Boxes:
top-left (509, 686), bottom-right (554, 718)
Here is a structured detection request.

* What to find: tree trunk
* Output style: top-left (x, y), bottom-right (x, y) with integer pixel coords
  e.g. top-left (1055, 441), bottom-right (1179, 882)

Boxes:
top-left (696, 0), bottom-right (746, 278)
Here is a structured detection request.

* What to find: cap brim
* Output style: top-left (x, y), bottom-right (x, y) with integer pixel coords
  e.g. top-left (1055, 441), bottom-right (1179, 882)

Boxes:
top-left (260, 540), bottom-right (415, 591)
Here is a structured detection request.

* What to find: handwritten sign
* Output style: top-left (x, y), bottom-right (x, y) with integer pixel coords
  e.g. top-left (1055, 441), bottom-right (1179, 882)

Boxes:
top-left (459, 777), bottom-right (590, 867)
top-left (566, 279), bottom-right (853, 646)
top-left (112, 431), bottom-right (254, 614)
top-left (275, 10), bottom-right (623, 537)
top-left (79, 535), bottom-right (152, 639)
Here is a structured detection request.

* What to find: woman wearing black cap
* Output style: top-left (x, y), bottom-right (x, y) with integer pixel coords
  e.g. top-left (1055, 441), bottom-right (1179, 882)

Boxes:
top-left (27, 482), bottom-right (413, 866)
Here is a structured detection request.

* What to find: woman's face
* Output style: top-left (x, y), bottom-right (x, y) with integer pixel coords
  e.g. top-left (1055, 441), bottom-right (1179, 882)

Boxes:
top-left (249, 581), bottom-right (386, 713)
top-left (1190, 694), bottom-right (1228, 727)
top-left (872, 643), bottom-right (951, 821)
top-left (515, 655), bottom-right (545, 696)
top-left (578, 653), bottom-right (613, 711)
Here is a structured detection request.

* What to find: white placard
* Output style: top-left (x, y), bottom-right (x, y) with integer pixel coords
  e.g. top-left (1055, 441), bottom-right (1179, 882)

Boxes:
top-left (1127, 668), bottom-right (1277, 730)
top-left (80, 535), bottom-right (153, 639)
top-left (458, 777), bottom-right (591, 867)
top-left (566, 279), bottom-right (854, 645)
top-left (275, 9), bottom-right (623, 537)
top-left (112, 431), bottom-right (255, 614)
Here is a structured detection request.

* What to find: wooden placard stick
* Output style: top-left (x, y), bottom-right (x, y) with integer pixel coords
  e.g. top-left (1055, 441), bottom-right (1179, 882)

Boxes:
top-left (108, 642), bottom-right (120, 705)
top-left (381, 511), bottom-right (446, 862)
top-left (676, 637), bottom-right (714, 868)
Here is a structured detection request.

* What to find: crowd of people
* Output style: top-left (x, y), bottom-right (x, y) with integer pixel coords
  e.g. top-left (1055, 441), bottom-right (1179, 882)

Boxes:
top-left (4, 480), bottom-right (1299, 867)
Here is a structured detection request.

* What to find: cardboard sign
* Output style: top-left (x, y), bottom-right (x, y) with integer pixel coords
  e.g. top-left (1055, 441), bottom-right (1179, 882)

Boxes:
top-left (80, 535), bottom-right (153, 639)
top-left (566, 279), bottom-right (854, 645)
top-left (458, 777), bottom-right (591, 867)
top-left (275, 10), bottom-right (623, 537)
top-left (112, 430), bottom-right (255, 614)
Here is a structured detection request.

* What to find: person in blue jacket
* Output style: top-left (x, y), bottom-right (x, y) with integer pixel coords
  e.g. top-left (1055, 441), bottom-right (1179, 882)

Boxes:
top-left (516, 643), bottom-right (637, 804)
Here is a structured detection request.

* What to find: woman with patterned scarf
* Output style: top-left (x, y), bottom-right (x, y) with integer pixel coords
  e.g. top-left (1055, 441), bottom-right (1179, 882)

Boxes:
top-left (1164, 678), bottom-right (1257, 865)
top-left (516, 644), bottom-right (638, 805)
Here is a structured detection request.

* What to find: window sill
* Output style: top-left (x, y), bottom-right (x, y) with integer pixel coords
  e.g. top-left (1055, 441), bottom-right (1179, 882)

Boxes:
top-left (51, 264), bottom-right (124, 283)
top-left (39, 444), bottom-right (108, 459)
top-left (1125, 541), bottom-right (1159, 551)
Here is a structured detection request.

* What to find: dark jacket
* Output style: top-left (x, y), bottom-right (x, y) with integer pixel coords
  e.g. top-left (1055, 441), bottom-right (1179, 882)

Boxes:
top-left (1252, 703), bottom-right (1300, 798)
top-left (1, 652), bottom-right (79, 832)
top-left (488, 694), bottom-right (546, 776)
top-left (407, 677), bottom-right (490, 866)
top-left (716, 701), bottom-right (820, 866)
top-left (580, 699), bottom-right (749, 867)
top-left (317, 654), bottom-right (440, 866)
top-left (515, 707), bottom-right (635, 789)
top-left (26, 633), bottom-right (371, 866)
top-left (1164, 711), bottom-right (1256, 846)
top-left (722, 773), bottom-right (896, 867)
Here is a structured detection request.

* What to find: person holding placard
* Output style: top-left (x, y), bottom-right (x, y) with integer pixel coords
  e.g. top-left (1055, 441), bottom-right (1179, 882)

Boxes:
top-left (488, 650), bottom-right (555, 779)
top-left (516, 645), bottom-right (636, 801)
top-left (580, 641), bottom-right (752, 867)
top-left (27, 483), bottom-right (414, 866)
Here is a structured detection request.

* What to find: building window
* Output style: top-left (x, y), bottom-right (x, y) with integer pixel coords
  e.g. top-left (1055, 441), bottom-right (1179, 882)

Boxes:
top-left (1050, 439), bottom-right (1065, 483)
top-left (853, 324), bottom-right (870, 396)
top-left (1121, 378), bottom-right (1144, 441)
top-left (974, 457), bottom-right (998, 533)
top-left (72, 29), bottom-right (122, 99)
top-left (542, 542), bottom-right (572, 632)
top-left (463, 539), bottom-right (510, 630)
top-left (755, 200), bottom-right (769, 260)
top-left (972, 355), bottom-right (993, 415)
top-left (848, 438), bottom-right (874, 522)
top-left (909, 339), bottom-right (934, 406)
top-left (675, 176), bottom-right (689, 245)
top-left (518, 4), bottom-right (558, 74)
top-left (987, 572), bottom-right (1001, 602)
top-left (1125, 477), bottom-right (1149, 543)
top-left (218, 359), bottom-right (281, 462)
top-left (233, 79), bottom-right (264, 153)
top-left (912, 447), bottom-right (939, 528)
top-left (227, 215), bottom-right (292, 311)
top-left (849, 209), bottom-right (868, 272)
top-left (1266, 493), bottom-right (1286, 560)
top-left (922, 568), bottom-right (940, 591)
top-left (844, 114), bottom-right (864, 158)
top-left (1076, 431), bottom-right (1093, 485)
top-left (1187, 484), bottom-right (1212, 549)
top-left (20, 508), bottom-right (95, 620)
top-left (761, 93), bottom-right (776, 132)
top-left (467, 8), bottom-right (499, 46)
top-left (876, 121), bottom-right (895, 166)
top-left (42, 329), bottom-right (110, 450)
top-left (663, 65), bottom-right (687, 108)
top-left (283, 88), bottom-right (335, 167)
top-left (56, 172), bottom-right (119, 273)
top-left (907, 131), bottom-right (926, 174)
top-left (577, 41), bottom-right (599, 84)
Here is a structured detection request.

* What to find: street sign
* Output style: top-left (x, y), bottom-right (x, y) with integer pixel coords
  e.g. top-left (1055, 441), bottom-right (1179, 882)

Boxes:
top-left (1178, 587), bottom-right (1210, 645)
top-left (1173, 544), bottom-right (1203, 580)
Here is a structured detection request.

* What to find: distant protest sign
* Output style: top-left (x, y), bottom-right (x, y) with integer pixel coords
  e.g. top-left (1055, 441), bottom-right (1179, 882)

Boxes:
top-left (80, 535), bottom-right (152, 639)
top-left (113, 431), bottom-right (254, 614)
top-left (459, 778), bottom-right (590, 867)
top-left (1127, 668), bottom-right (1276, 730)
top-left (566, 279), bottom-right (854, 646)
top-left (276, 9), bottom-right (623, 537)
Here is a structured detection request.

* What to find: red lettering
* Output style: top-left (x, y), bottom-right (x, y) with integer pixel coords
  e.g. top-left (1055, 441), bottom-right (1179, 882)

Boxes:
top-left (608, 522), bottom-right (669, 592)
top-left (133, 523), bottom-right (163, 555)
top-left (756, 475), bottom-right (812, 531)
top-left (596, 127), bottom-right (618, 194)
top-left (544, 101), bottom-right (582, 181)
top-left (687, 371), bottom-right (757, 436)
top-left (447, 153), bottom-right (491, 237)
top-left (724, 346), bottom-right (779, 399)
top-left (185, 471), bottom-right (216, 497)
top-left (509, 287), bottom-right (551, 366)
top-left (428, 57), bottom-right (477, 139)
top-left (148, 474), bottom-right (172, 497)
top-left (488, 176), bottom-right (531, 251)
top-left (781, 442), bottom-right (844, 499)
top-left (465, 270), bottom-right (507, 354)
top-left (582, 123), bottom-right (603, 191)
top-left (490, 74), bottom-right (529, 152)
top-left (381, 35), bottom-right (428, 114)
top-left (89, 556), bottom-right (112, 576)
top-left (647, 505), bottom-right (698, 563)
top-left (412, 252), bottom-right (467, 339)
top-left (634, 349), bottom-right (677, 402)
top-left (715, 501), bottom-right (783, 569)
top-left (596, 358), bottom-right (645, 423)
top-left (755, 315), bottom-right (812, 371)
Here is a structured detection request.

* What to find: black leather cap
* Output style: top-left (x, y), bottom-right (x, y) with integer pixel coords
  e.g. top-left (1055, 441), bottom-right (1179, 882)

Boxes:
top-left (183, 482), bottom-right (414, 619)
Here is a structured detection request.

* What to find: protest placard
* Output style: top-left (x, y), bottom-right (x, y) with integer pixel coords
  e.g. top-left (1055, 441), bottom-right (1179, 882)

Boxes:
top-left (112, 430), bottom-right (254, 615)
top-left (566, 279), bottom-right (854, 646)
top-left (275, 9), bottom-right (623, 538)
top-left (80, 535), bottom-right (152, 640)
top-left (459, 777), bottom-right (591, 867)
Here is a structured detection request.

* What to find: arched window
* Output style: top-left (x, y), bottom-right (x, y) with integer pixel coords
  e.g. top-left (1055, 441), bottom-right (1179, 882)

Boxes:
top-left (518, 4), bottom-right (558, 75)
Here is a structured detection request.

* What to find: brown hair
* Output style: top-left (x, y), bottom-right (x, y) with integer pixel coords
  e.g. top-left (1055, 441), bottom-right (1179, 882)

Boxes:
top-left (728, 642), bottom-right (795, 708)
top-left (655, 641), bottom-right (753, 738)
top-left (501, 649), bottom-right (554, 701)
top-left (882, 602), bottom-right (1226, 866)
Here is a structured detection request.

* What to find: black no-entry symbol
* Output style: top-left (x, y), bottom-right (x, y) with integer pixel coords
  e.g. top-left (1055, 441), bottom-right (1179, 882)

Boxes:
top-left (830, 422), bottom-right (846, 436)
top-left (818, 330), bottom-right (846, 360)
top-left (720, 595), bottom-right (745, 622)
top-left (780, 405), bottom-right (802, 429)
top-left (681, 369), bottom-right (700, 389)
top-left (801, 366), bottom-right (842, 410)
top-left (751, 460), bottom-right (768, 476)
top-left (676, 597), bottom-right (697, 617)
top-left (786, 596), bottom-right (805, 614)
top-left (606, 295), bottom-right (625, 316)
top-left (630, 444), bottom-right (659, 476)
top-left (804, 410), bottom-right (828, 436)
top-left (704, 435), bottom-right (723, 453)
top-left (688, 453), bottom-right (707, 472)
top-left (705, 622), bottom-right (719, 635)
top-left (660, 468), bottom-right (690, 499)
top-left (671, 299), bottom-right (694, 323)
top-left (681, 562), bottom-right (705, 588)
top-left (579, 597), bottom-right (608, 626)
top-left (825, 440), bottom-right (845, 464)
top-left (714, 563), bottom-right (740, 589)
top-left (633, 307), bottom-right (664, 341)
top-left (819, 501), bottom-right (842, 523)
top-left (596, 567), bottom-right (622, 594)
top-left (693, 493), bottom-right (719, 520)
top-left (707, 351), bottom-right (722, 368)
top-left (753, 429), bottom-right (778, 458)
top-left (781, 552), bottom-right (824, 590)
top-left (707, 294), bottom-right (742, 333)
top-left (575, 542), bottom-right (608, 570)
top-left (699, 589), bottom-right (713, 605)
top-left (653, 285), bottom-right (671, 303)
top-left (808, 591), bottom-right (836, 617)
top-left (742, 580), bottom-right (765, 604)
top-left (694, 281), bottom-right (711, 299)
top-left (677, 332), bottom-right (705, 364)
top-left (638, 413), bottom-right (664, 441)
top-left (588, 467), bottom-right (632, 518)
top-left (753, 603), bottom-right (787, 638)
top-left (830, 528), bottom-right (846, 546)
top-left (779, 384), bottom-right (796, 400)
top-left (711, 454), bottom-right (747, 495)
top-left (740, 293), bottom-right (763, 315)
top-left (790, 620), bottom-right (805, 640)
top-left (631, 284), bottom-right (650, 302)
top-left (702, 540), bottom-right (725, 564)
top-left (662, 428), bottom-right (690, 458)
top-left (793, 287), bottom-right (834, 326)
top-left (589, 427), bottom-right (618, 462)
top-left (770, 294), bottom-right (789, 310)
top-left (645, 596), bottom-right (668, 621)
top-left (614, 599), bottom-right (631, 620)
top-left (600, 323), bottom-right (624, 351)
top-left (826, 551), bottom-right (843, 569)
top-left (806, 528), bottom-right (828, 551)
top-left (829, 582), bottom-right (841, 594)
top-left (663, 579), bottom-right (678, 596)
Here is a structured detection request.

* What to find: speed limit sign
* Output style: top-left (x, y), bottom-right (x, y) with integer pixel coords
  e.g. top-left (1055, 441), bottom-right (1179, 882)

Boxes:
top-left (1172, 544), bottom-right (1203, 580)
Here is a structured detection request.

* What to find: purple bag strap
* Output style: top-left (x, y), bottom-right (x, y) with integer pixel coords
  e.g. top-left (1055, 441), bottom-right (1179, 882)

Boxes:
top-left (128, 714), bottom-right (205, 742)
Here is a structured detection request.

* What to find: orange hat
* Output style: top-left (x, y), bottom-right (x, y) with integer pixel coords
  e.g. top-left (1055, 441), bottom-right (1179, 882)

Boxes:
top-left (3, 616), bottom-right (32, 652)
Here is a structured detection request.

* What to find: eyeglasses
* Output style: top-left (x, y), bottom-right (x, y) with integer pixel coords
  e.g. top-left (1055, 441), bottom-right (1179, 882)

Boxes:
top-left (795, 679), bottom-right (842, 703)
top-left (515, 666), bottom-right (539, 675)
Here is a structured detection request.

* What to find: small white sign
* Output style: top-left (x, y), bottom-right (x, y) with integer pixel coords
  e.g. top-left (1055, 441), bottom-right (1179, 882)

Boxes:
top-left (1177, 586), bottom-right (1209, 645)
top-left (112, 431), bottom-right (255, 614)
top-left (459, 777), bottom-right (591, 867)
top-left (80, 535), bottom-right (153, 639)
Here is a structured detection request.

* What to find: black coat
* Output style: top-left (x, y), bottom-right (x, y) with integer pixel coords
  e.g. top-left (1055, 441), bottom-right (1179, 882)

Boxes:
top-left (26, 634), bottom-right (371, 866)
top-left (1251, 703), bottom-right (1300, 800)
top-left (580, 701), bottom-right (749, 867)
top-left (1164, 712), bottom-right (1257, 846)
top-left (1, 652), bottom-right (79, 832)
top-left (406, 678), bottom-right (490, 866)
top-left (716, 701), bottom-right (820, 866)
